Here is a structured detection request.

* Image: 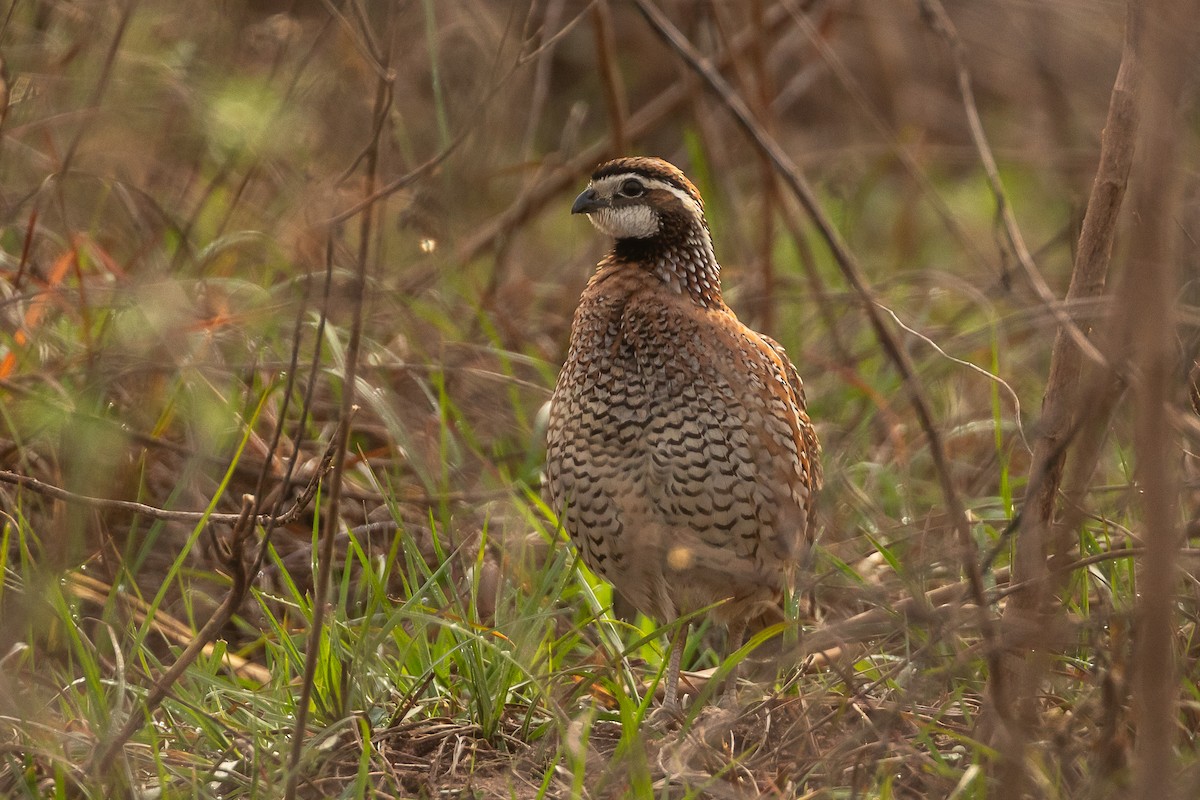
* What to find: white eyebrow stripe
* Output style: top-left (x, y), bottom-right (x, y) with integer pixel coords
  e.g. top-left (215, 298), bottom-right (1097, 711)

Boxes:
top-left (649, 180), bottom-right (704, 220)
top-left (592, 174), bottom-right (704, 220)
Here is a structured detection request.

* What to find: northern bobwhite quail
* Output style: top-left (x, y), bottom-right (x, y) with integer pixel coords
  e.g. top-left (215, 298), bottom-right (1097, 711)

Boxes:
top-left (544, 156), bottom-right (822, 714)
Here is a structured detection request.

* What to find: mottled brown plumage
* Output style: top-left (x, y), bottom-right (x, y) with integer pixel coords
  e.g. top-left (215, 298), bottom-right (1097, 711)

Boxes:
top-left (545, 157), bottom-right (822, 713)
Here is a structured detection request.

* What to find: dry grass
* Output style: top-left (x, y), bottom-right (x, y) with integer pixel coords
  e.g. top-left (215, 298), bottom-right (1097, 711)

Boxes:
top-left (1, 1), bottom-right (1199, 797)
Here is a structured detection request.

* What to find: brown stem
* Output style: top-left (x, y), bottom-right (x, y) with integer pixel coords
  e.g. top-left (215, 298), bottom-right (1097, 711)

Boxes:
top-left (65, 223), bottom-right (341, 778)
top-left (1126, 2), bottom-right (1193, 798)
top-left (91, 496), bottom-right (257, 774)
top-left (57, 0), bottom-right (138, 175)
top-left (520, 0), bottom-right (567, 160)
top-left (282, 24), bottom-right (392, 797)
top-left (0, 465), bottom-right (324, 528)
top-left (591, 0), bottom-right (629, 155)
top-left (454, 1), bottom-right (797, 265)
top-left (916, 0), bottom-right (1109, 370)
top-left (749, 0), bottom-right (778, 334)
top-left (633, 0), bottom-right (1000, 711)
top-left (779, 0), bottom-right (994, 277)
top-left (991, 6), bottom-right (1142, 785)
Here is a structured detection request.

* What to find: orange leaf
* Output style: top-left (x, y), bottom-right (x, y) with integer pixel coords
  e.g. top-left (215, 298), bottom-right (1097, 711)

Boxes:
top-left (0, 247), bottom-right (77, 378)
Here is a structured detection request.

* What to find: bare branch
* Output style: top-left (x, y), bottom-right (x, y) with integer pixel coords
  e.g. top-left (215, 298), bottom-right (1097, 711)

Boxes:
top-left (91, 495), bottom-right (259, 771)
top-left (283, 13), bottom-right (393, 796)
top-left (917, 0), bottom-right (1109, 371)
top-left (1127, 2), bottom-right (1194, 797)
top-left (632, 0), bottom-right (1002, 716)
top-left (455, 1), bottom-right (797, 265)
top-left (991, 6), bottom-right (1142, 782)
top-left (0, 462), bottom-right (329, 528)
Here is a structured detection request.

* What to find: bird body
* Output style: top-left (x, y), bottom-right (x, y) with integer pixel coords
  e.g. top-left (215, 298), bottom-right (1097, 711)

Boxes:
top-left (544, 157), bottom-right (821, 711)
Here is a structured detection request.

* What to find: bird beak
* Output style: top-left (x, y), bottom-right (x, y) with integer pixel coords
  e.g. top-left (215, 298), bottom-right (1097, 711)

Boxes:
top-left (571, 187), bottom-right (607, 215)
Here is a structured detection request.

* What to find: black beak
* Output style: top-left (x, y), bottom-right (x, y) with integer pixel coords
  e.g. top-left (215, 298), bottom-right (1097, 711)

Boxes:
top-left (571, 187), bottom-right (607, 215)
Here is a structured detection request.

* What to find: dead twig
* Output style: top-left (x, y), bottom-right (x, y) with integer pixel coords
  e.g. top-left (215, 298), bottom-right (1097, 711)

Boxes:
top-left (990, 4), bottom-right (1142, 786)
top-left (779, 0), bottom-right (994, 278)
top-left (57, 0), bottom-right (138, 175)
top-left (454, 1), bottom-right (798, 266)
top-left (773, 542), bottom-right (1200, 678)
top-left (326, 132), bottom-right (466, 227)
top-left (916, 0), bottom-right (1109, 371)
top-left (519, 0), bottom-right (567, 160)
top-left (63, 571), bottom-right (271, 684)
top-left (633, 0), bottom-right (1005, 718)
top-left (91, 495), bottom-right (258, 773)
top-left (283, 14), bottom-right (392, 796)
top-left (244, 228), bottom-right (341, 602)
top-left (1126, 3), bottom-right (1194, 798)
top-left (0, 463), bottom-right (327, 527)
top-left (44, 215), bottom-right (340, 778)
top-left (591, 0), bottom-right (629, 155)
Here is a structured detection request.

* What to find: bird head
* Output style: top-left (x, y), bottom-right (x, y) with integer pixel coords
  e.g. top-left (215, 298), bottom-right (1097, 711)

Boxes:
top-left (571, 157), bottom-right (707, 241)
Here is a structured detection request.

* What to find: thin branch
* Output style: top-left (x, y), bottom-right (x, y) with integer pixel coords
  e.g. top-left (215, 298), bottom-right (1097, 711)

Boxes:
top-left (515, 1), bottom-right (599, 67)
top-left (1127, 2), bottom-right (1193, 797)
top-left (91, 496), bottom-right (258, 772)
top-left (0, 465), bottom-right (326, 527)
top-left (990, 4), bottom-right (1142, 777)
top-left (455, 1), bottom-right (797, 265)
top-left (57, 0), bottom-right (138, 175)
top-left (314, 0), bottom-right (387, 80)
top-left (779, 0), bottom-right (995, 278)
top-left (742, 0), bottom-right (780, 334)
top-left (246, 238), bottom-right (339, 587)
top-left (520, 0), bottom-right (568, 160)
top-left (878, 304), bottom-right (1029, 452)
top-left (632, 0), bottom-right (1004, 713)
top-left (803, 541), bottom-right (1200, 668)
top-left (325, 134), bottom-right (465, 226)
top-left (916, 0), bottom-right (1109, 371)
top-left (283, 15), bottom-right (392, 797)
top-left (591, 0), bottom-right (629, 154)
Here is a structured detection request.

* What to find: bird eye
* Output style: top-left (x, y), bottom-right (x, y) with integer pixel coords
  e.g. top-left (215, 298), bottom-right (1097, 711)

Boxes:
top-left (618, 179), bottom-right (645, 198)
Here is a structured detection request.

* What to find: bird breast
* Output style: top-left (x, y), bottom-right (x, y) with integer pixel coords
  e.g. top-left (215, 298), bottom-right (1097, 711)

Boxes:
top-left (544, 276), bottom-right (814, 622)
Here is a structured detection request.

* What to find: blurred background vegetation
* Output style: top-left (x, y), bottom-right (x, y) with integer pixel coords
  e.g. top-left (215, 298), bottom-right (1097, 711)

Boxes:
top-left (1, 1), bottom-right (1197, 797)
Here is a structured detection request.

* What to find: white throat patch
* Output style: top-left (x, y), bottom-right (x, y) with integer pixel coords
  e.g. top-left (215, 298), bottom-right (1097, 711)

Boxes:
top-left (587, 205), bottom-right (660, 239)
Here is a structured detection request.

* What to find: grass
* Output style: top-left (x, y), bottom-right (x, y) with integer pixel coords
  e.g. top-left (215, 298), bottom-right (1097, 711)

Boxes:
top-left (2, 1), bottom-right (1198, 798)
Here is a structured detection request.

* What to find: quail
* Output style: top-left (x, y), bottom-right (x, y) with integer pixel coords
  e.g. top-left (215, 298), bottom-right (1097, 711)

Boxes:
top-left (544, 156), bottom-right (822, 715)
